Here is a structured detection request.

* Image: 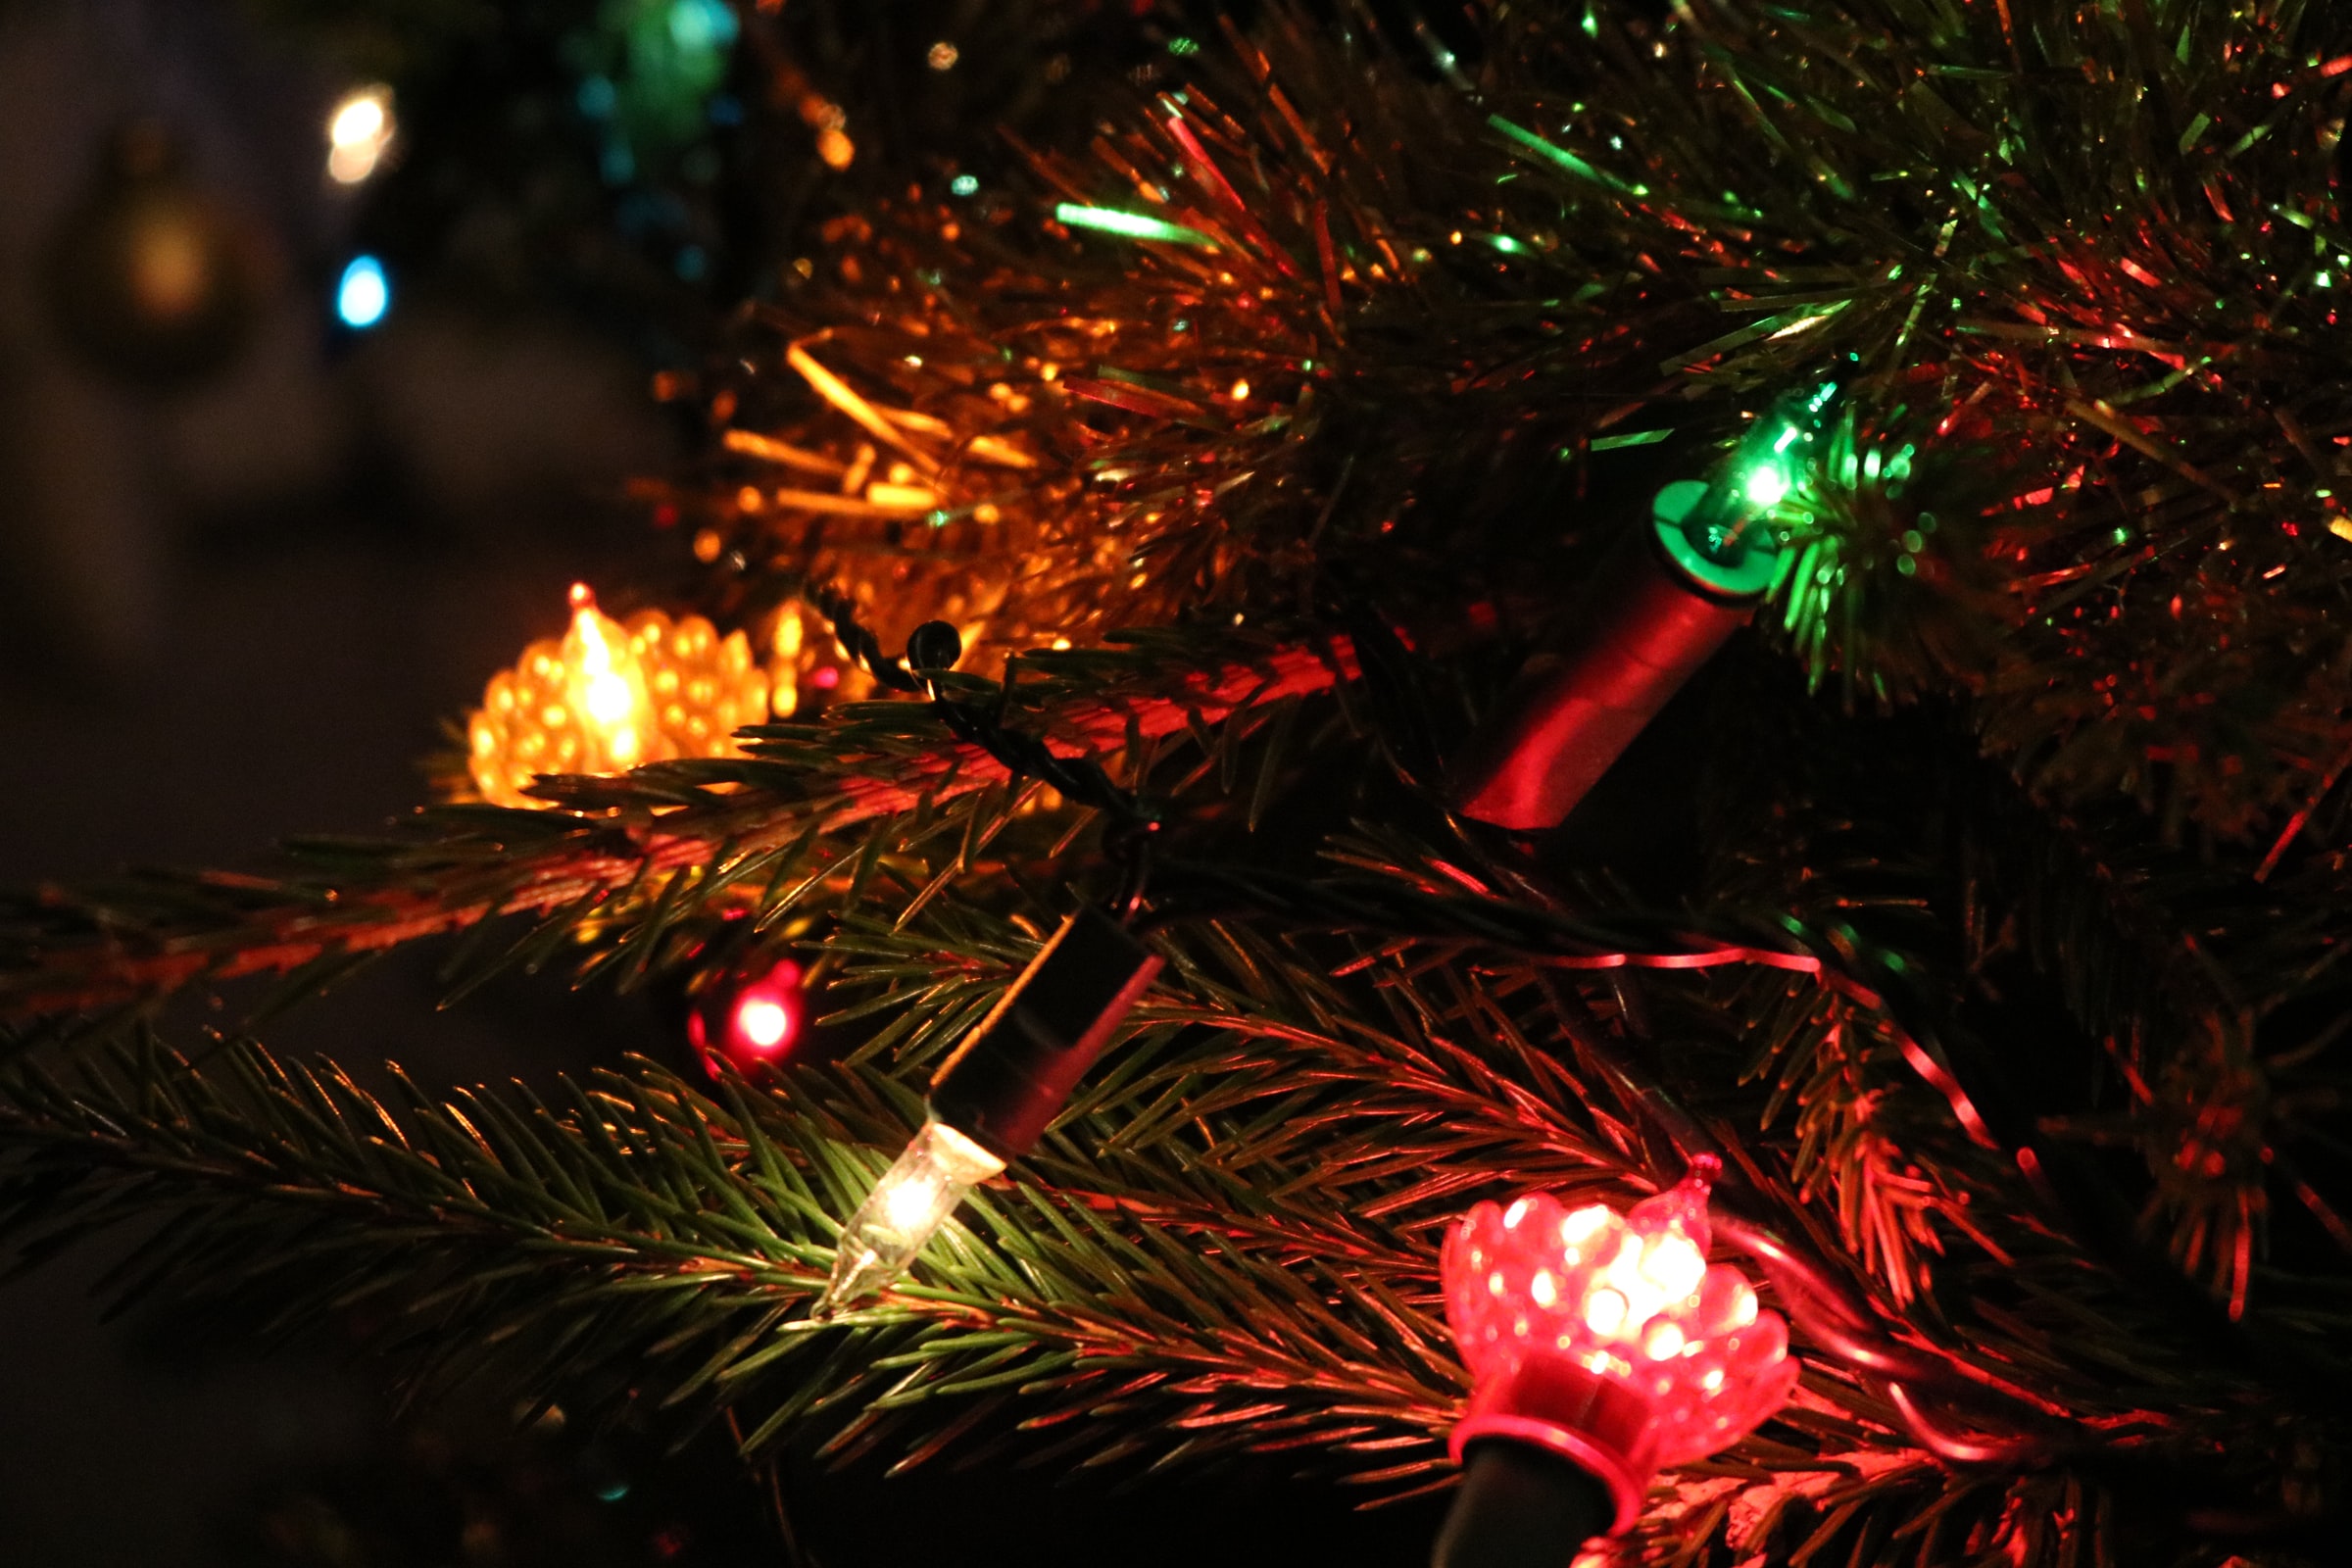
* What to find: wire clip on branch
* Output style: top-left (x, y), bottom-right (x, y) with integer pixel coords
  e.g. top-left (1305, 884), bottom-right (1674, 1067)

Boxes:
top-left (808, 589), bottom-right (1165, 1312)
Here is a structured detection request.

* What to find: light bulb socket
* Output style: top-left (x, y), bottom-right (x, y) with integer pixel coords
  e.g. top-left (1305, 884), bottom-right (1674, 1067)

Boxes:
top-left (1450, 513), bottom-right (1760, 833)
top-left (1650, 478), bottom-right (1781, 601)
top-left (1449, 1353), bottom-right (1658, 1538)
top-left (1432, 1440), bottom-right (1619, 1568)
top-left (926, 906), bottom-right (1162, 1160)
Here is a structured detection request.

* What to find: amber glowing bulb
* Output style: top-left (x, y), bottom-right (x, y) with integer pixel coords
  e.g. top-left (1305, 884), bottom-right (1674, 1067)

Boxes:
top-left (466, 586), bottom-right (769, 808)
top-left (568, 588), bottom-right (646, 764)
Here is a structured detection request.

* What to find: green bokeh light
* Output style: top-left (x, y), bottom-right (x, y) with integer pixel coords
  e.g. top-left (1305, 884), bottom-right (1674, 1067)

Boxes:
top-left (1053, 204), bottom-right (1216, 247)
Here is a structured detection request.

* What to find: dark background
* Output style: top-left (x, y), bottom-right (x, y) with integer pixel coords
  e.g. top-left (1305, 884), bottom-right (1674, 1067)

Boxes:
top-left (0, 2), bottom-right (676, 1558)
top-left (0, 1), bottom-right (1455, 1561)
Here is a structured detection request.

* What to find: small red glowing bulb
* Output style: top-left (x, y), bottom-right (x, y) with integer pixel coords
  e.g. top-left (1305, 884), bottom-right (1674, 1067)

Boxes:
top-left (736, 997), bottom-right (791, 1051)
top-left (688, 959), bottom-right (806, 1073)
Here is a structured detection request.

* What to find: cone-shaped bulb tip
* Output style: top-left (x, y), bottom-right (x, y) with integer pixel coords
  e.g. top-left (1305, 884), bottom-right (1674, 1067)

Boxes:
top-left (816, 1121), bottom-right (1005, 1315)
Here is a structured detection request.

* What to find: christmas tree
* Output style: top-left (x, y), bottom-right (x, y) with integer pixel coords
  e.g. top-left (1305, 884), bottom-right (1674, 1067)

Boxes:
top-left (7, 2), bottom-right (2351, 1562)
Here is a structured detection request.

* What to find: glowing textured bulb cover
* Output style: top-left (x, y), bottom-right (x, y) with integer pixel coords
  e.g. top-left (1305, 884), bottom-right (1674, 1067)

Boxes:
top-left (1441, 1157), bottom-right (1796, 1535)
top-left (466, 585), bottom-right (768, 808)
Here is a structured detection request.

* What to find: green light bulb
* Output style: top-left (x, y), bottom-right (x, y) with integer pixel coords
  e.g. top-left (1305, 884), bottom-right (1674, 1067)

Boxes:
top-left (1655, 382), bottom-right (1840, 584)
top-left (1742, 465), bottom-right (1791, 509)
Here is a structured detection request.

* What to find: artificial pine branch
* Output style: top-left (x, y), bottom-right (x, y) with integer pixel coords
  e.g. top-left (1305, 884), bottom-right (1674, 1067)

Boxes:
top-left (0, 1025), bottom-right (1464, 1476)
top-left (0, 632), bottom-right (1351, 1015)
top-left (696, 0), bottom-right (2352, 841)
top-left (0, 888), bottom-right (2322, 1559)
top-left (9, 4), bottom-right (2352, 1563)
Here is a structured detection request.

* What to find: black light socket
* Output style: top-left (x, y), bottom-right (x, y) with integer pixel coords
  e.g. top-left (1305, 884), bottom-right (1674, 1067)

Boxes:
top-left (926, 906), bottom-right (1162, 1159)
top-left (1431, 1442), bottom-right (1615, 1568)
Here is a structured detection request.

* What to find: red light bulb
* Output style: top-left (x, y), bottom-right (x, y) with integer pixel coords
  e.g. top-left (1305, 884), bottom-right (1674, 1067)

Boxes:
top-left (735, 996), bottom-right (791, 1051)
top-left (1440, 1156), bottom-right (1796, 1536)
top-left (689, 959), bottom-right (805, 1074)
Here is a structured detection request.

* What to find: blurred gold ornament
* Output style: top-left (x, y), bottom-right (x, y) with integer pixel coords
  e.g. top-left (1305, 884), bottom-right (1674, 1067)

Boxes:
top-left (466, 584), bottom-right (767, 808)
top-left (46, 120), bottom-right (264, 387)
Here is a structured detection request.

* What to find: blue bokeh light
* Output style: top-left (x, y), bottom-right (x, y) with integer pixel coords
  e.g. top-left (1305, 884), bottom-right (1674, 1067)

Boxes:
top-left (576, 74), bottom-right (618, 119)
top-left (335, 255), bottom-right (389, 328)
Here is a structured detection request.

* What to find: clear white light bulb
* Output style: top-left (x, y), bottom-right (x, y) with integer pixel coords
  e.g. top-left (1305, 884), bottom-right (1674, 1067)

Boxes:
top-left (325, 84), bottom-right (395, 184)
top-left (813, 907), bottom-right (1161, 1313)
top-left (818, 1121), bottom-right (1004, 1313)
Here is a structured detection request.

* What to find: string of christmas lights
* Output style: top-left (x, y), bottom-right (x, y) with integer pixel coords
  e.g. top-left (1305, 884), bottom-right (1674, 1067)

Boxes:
top-left (9, 8), bottom-right (2352, 1565)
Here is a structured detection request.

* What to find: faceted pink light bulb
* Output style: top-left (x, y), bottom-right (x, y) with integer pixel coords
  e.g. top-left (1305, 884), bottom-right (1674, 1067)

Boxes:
top-left (1440, 1157), bottom-right (1798, 1536)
